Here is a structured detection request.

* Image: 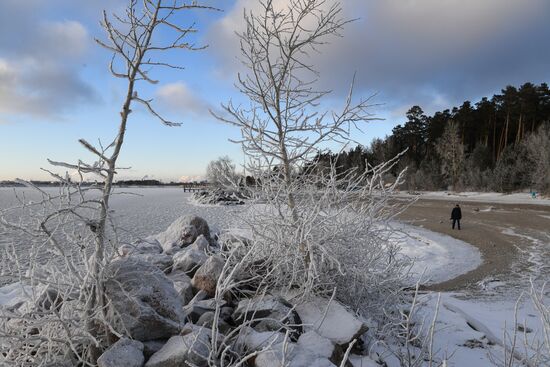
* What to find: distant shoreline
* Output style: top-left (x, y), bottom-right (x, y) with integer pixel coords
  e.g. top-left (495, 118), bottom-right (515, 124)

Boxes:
top-left (0, 180), bottom-right (208, 188)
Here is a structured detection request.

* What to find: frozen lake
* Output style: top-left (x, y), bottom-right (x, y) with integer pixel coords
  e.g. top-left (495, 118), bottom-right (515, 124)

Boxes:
top-left (0, 187), bottom-right (246, 260)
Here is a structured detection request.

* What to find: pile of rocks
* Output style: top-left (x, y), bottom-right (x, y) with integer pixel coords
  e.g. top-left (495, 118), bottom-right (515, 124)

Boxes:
top-left (193, 189), bottom-right (246, 205)
top-left (1, 215), bottom-right (377, 367)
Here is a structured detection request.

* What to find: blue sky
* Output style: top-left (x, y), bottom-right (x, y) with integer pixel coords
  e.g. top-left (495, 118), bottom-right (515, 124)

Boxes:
top-left (1, 0), bottom-right (549, 181)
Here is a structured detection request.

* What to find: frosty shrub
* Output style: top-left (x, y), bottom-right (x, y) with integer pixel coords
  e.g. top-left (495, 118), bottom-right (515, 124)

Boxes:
top-left (206, 156), bottom-right (239, 188)
top-left (214, 0), bottom-right (412, 316)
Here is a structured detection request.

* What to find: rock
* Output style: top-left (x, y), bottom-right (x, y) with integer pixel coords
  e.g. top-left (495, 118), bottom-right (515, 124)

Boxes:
top-left (348, 355), bottom-right (379, 367)
top-left (297, 331), bottom-right (351, 366)
top-left (196, 311), bottom-right (231, 334)
top-left (233, 295), bottom-right (302, 339)
top-left (130, 253), bottom-right (173, 274)
top-left (172, 248), bottom-right (208, 276)
top-left (97, 338), bottom-right (144, 367)
top-left (190, 235), bottom-right (210, 252)
top-left (235, 327), bottom-right (285, 351)
top-left (183, 298), bottom-right (226, 323)
top-left (156, 215), bottom-right (211, 252)
top-left (144, 325), bottom-right (210, 367)
top-left (295, 297), bottom-right (367, 345)
top-left (104, 258), bottom-right (184, 341)
top-left (142, 340), bottom-right (166, 360)
top-left (167, 272), bottom-right (194, 306)
top-left (193, 189), bottom-right (246, 206)
top-left (119, 238), bottom-right (163, 256)
top-left (254, 342), bottom-right (337, 367)
top-left (191, 256), bottom-right (225, 297)
top-left (297, 331), bottom-right (334, 359)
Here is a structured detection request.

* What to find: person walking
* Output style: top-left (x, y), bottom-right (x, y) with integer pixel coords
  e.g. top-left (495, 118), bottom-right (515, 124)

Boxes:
top-left (451, 204), bottom-right (462, 230)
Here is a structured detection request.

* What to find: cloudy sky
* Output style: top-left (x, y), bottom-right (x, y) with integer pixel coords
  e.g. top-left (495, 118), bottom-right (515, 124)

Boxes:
top-left (1, 0), bottom-right (549, 181)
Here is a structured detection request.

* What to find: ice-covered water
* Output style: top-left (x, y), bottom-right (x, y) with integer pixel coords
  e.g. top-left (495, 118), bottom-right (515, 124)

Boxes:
top-left (0, 187), bottom-right (246, 252)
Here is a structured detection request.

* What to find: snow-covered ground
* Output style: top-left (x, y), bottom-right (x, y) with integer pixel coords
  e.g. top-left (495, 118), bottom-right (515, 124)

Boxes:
top-left (410, 292), bottom-right (548, 367)
top-left (1, 187), bottom-right (547, 366)
top-left (389, 222), bottom-right (482, 284)
top-left (398, 190), bottom-right (550, 206)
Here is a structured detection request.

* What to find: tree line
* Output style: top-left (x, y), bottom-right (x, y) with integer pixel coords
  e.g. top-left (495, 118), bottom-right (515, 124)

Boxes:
top-left (310, 82), bottom-right (550, 194)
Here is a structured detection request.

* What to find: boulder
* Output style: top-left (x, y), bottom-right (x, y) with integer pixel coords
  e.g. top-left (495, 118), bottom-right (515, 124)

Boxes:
top-left (348, 355), bottom-right (380, 367)
top-left (196, 311), bottom-right (231, 334)
top-left (191, 256), bottom-right (225, 297)
top-left (130, 253), bottom-right (173, 274)
top-left (142, 340), bottom-right (166, 360)
top-left (233, 295), bottom-right (302, 338)
top-left (190, 235), bottom-right (210, 252)
top-left (144, 325), bottom-right (210, 367)
top-left (235, 327), bottom-right (285, 352)
top-left (183, 298), bottom-right (226, 323)
top-left (167, 272), bottom-right (194, 306)
top-left (156, 215), bottom-right (210, 252)
top-left (97, 338), bottom-right (144, 367)
top-left (172, 248), bottom-right (208, 276)
top-left (119, 238), bottom-right (163, 256)
top-left (295, 297), bottom-right (367, 345)
top-left (254, 342), bottom-right (336, 367)
top-left (297, 331), bottom-right (351, 366)
top-left (104, 258), bottom-right (185, 341)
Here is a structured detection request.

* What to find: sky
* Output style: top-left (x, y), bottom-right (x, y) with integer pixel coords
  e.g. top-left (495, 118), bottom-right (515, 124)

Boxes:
top-left (1, 0), bottom-right (549, 182)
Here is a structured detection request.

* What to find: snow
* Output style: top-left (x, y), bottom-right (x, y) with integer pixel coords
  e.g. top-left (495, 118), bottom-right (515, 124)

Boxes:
top-left (295, 297), bottom-right (366, 345)
top-left (388, 222), bottom-right (482, 284)
top-left (0, 282), bottom-right (32, 309)
top-left (410, 292), bottom-right (549, 367)
top-left (398, 191), bottom-right (550, 206)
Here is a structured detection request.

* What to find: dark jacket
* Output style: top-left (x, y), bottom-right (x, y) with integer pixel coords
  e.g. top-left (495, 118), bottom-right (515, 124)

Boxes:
top-left (451, 207), bottom-right (462, 220)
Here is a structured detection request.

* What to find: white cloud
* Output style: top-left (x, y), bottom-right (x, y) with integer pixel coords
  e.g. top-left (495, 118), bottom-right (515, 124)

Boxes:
top-left (0, 0), bottom-right (97, 121)
top-left (0, 57), bottom-right (97, 119)
top-left (156, 82), bottom-right (212, 117)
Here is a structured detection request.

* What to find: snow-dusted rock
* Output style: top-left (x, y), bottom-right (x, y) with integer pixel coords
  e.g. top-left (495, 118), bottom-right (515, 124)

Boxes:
top-left (191, 256), bottom-right (225, 297)
top-left (167, 272), bottom-right (194, 306)
top-left (235, 327), bottom-right (285, 351)
top-left (233, 295), bottom-right (302, 337)
top-left (348, 355), bottom-right (379, 367)
top-left (254, 342), bottom-right (336, 367)
top-left (172, 248), bottom-right (208, 276)
top-left (144, 325), bottom-right (210, 367)
top-left (104, 258), bottom-right (184, 341)
top-left (119, 238), bottom-right (163, 256)
top-left (296, 331), bottom-right (353, 366)
top-left (193, 189), bottom-right (245, 206)
top-left (295, 297), bottom-right (367, 345)
top-left (97, 338), bottom-right (144, 367)
top-left (130, 253), bottom-right (173, 274)
top-left (156, 215), bottom-right (211, 253)
top-left (190, 235), bottom-right (210, 252)
top-left (297, 331), bottom-right (335, 359)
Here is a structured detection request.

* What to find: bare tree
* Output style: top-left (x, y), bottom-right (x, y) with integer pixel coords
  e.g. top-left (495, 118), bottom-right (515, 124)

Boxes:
top-left (206, 156), bottom-right (239, 188)
top-left (0, 1), bottom-right (216, 365)
top-left (213, 0), bottom-right (411, 310)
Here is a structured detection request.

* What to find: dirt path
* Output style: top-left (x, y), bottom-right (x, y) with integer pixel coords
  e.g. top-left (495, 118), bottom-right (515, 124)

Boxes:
top-left (397, 199), bottom-right (550, 292)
